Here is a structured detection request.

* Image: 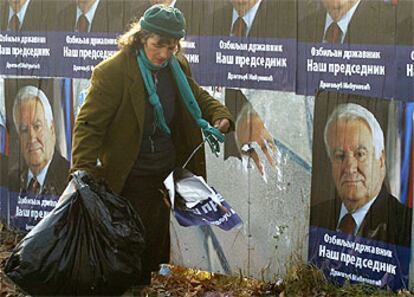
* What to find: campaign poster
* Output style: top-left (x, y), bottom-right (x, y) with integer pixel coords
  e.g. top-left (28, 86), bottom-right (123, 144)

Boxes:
top-left (309, 90), bottom-right (413, 290)
top-left (4, 78), bottom-right (70, 231)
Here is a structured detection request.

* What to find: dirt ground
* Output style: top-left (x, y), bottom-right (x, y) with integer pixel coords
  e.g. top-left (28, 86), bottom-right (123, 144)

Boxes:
top-left (1, 223), bottom-right (412, 297)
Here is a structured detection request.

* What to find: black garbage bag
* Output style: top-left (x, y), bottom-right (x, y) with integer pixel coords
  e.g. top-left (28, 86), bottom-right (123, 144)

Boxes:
top-left (4, 170), bottom-right (145, 296)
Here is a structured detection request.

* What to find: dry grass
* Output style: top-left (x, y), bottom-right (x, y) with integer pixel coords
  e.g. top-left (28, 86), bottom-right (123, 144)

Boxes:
top-left (0, 223), bottom-right (412, 297)
top-left (142, 263), bottom-right (413, 297)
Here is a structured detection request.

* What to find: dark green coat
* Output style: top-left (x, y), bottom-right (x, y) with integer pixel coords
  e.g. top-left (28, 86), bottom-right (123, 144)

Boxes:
top-left (71, 48), bottom-right (233, 194)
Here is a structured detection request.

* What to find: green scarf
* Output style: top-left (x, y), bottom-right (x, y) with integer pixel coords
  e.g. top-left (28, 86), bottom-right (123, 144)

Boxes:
top-left (136, 49), bottom-right (224, 156)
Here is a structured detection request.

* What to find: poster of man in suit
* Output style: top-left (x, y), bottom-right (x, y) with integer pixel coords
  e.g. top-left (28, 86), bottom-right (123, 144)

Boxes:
top-left (56, 0), bottom-right (138, 33)
top-left (309, 90), bottom-right (413, 290)
top-left (5, 79), bottom-right (70, 231)
top-left (296, 0), bottom-right (401, 100)
top-left (0, 0), bottom-right (58, 32)
top-left (206, 0), bottom-right (296, 39)
top-left (203, 1), bottom-right (297, 175)
top-left (298, 0), bottom-right (396, 45)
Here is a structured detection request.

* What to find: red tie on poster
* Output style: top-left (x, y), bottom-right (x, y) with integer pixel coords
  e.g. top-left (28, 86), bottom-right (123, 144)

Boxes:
top-left (338, 213), bottom-right (356, 235)
top-left (232, 17), bottom-right (247, 37)
top-left (28, 178), bottom-right (40, 195)
top-left (325, 22), bottom-right (342, 43)
top-left (8, 14), bottom-right (20, 32)
top-left (76, 14), bottom-right (89, 33)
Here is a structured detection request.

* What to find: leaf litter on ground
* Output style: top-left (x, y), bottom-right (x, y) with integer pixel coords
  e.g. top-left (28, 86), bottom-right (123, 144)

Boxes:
top-left (0, 223), bottom-right (413, 297)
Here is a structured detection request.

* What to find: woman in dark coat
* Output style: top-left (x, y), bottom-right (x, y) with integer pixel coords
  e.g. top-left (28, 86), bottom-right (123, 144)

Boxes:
top-left (71, 4), bottom-right (233, 286)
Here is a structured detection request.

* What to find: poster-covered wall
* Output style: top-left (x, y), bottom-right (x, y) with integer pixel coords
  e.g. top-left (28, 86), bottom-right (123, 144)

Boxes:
top-left (0, 0), bottom-right (413, 291)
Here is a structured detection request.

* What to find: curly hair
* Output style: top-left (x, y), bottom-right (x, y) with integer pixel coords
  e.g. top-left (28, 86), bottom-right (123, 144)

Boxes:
top-left (117, 20), bottom-right (182, 53)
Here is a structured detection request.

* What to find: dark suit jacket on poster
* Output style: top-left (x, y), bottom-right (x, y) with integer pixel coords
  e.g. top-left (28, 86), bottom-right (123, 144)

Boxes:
top-left (0, 154), bottom-right (7, 188)
top-left (310, 186), bottom-right (412, 247)
top-left (174, 0), bottom-right (203, 37)
top-left (0, 0), bottom-right (55, 32)
top-left (207, 0), bottom-right (296, 39)
top-left (298, 0), bottom-right (396, 44)
top-left (397, 16), bottom-right (414, 45)
top-left (56, 0), bottom-right (131, 33)
top-left (9, 151), bottom-right (70, 197)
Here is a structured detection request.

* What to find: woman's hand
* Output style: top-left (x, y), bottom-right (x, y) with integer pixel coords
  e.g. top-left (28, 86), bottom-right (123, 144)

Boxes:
top-left (213, 118), bottom-right (231, 133)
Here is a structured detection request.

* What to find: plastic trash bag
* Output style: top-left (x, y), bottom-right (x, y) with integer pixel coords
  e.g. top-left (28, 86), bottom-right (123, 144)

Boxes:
top-left (164, 168), bottom-right (242, 231)
top-left (4, 170), bottom-right (145, 296)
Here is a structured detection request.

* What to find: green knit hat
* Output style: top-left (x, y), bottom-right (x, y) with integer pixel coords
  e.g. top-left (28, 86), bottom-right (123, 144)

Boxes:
top-left (140, 4), bottom-right (186, 39)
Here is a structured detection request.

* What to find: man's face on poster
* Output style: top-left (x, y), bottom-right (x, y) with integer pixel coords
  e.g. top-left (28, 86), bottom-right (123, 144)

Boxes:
top-left (16, 98), bottom-right (56, 175)
top-left (76, 0), bottom-right (97, 10)
top-left (149, 0), bottom-right (173, 5)
top-left (321, 0), bottom-right (359, 14)
top-left (327, 118), bottom-right (385, 212)
top-left (8, 0), bottom-right (28, 12)
top-left (230, 0), bottom-right (259, 15)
